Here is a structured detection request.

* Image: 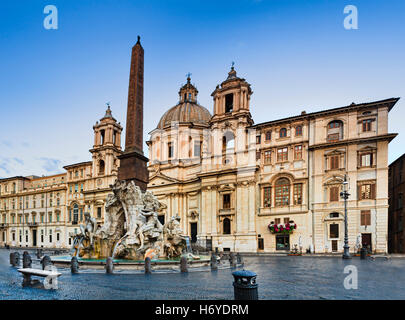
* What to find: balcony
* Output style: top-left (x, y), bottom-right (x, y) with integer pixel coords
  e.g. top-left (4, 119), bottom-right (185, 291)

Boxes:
top-left (71, 221), bottom-right (78, 225)
top-left (28, 222), bottom-right (38, 227)
top-left (0, 223), bottom-right (8, 228)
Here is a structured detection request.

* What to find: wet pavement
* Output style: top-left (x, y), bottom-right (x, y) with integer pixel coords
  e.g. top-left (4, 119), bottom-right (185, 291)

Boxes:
top-left (1, 248), bottom-right (405, 300)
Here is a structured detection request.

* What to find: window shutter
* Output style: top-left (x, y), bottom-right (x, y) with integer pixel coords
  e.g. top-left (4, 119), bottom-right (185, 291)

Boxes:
top-left (371, 184), bottom-right (376, 199)
top-left (361, 212), bottom-right (365, 225)
top-left (358, 185), bottom-right (361, 200)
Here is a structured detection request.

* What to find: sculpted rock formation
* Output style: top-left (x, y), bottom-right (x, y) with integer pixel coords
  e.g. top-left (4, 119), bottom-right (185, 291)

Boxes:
top-left (72, 180), bottom-right (186, 260)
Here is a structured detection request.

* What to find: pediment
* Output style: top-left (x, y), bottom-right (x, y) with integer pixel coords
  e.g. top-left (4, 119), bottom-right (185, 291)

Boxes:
top-left (149, 173), bottom-right (180, 186)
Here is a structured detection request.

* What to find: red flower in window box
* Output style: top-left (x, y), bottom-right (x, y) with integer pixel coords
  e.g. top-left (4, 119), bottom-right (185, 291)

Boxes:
top-left (268, 222), bottom-right (297, 234)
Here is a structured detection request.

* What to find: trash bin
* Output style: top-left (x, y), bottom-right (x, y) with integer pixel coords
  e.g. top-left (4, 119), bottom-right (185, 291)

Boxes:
top-left (360, 247), bottom-right (367, 260)
top-left (232, 270), bottom-right (258, 300)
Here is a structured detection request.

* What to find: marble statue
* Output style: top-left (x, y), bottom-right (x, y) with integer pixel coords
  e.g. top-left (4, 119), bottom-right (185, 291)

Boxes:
top-left (72, 180), bottom-right (186, 260)
top-left (80, 211), bottom-right (98, 248)
top-left (163, 215), bottom-right (186, 259)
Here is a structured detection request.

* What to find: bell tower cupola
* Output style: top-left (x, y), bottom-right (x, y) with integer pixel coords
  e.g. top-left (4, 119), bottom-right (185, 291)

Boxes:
top-left (90, 104), bottom-right (123, 177)
top-left (210, 64), bottom-right (253, 124)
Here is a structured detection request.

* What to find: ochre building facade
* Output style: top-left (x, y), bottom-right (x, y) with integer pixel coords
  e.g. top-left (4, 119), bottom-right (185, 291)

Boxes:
top-left (0, 107), bottom-right (123, 249)
top-left (147, 68), bottom-right (398, 254)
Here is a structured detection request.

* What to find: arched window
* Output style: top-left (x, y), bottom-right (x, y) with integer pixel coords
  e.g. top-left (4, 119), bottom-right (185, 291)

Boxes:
top-left (222, 131), bottom-right (235, 152)
top-left (223, 218), bottom-right (231, 235)
top-left (99, 160), bottom-right (105, 176)
top-left (327, 120), bottom-right (343, 142)
top-left (73, 204), bottom-right (79, 223)
top-left (279, 128), bottom-right (287, 138)
top-left (100, 130), bottom-right (105, 145)
top-left (275, 178), bottom-right (290, 207)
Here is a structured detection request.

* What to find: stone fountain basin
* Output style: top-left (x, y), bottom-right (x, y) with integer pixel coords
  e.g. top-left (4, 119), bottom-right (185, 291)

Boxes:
top-left (51, 255), bottom-right (211, 270)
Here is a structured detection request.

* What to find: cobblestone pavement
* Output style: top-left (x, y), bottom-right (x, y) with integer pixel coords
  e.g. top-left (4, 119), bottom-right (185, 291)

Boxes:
top-left (1, 249), bottom-right (405, 300)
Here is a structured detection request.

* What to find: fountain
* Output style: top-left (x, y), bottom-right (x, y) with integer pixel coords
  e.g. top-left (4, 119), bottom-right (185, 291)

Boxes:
top-left (52, 180), bottom-right (209, 270)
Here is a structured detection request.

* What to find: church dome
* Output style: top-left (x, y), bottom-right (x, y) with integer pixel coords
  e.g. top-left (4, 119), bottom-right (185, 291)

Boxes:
top-left (157, 75), bottom-right (212, 129)
top-left (157, 102), bottom-right (212, 129)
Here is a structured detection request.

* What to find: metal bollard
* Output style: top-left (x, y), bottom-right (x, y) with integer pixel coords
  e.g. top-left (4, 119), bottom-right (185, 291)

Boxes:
top-left (41, 255), bottom-right (52, 270)
top-left (232, 270), bottom-right (258, 300)
top-left (22, 251), bottom-right (32, 268)
top-left (105, 257), bottom-right (114, 274)
top-left (145, 257), bottom-right (152, 274)
top-left (360, 247), bottom-right (367, 260)
top-left (13, 252), bottom-right (20, 267)
top-left (180, 256), bottom-right (188, 273)
top-left (71, 256), bottom-right (79, 274)
top-left (210, 253), bottom-right (218, 271)
top-left (10, 252), bottom-right (15, 266)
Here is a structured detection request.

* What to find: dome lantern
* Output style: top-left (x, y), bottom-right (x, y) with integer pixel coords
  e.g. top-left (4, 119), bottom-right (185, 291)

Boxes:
top-left (179, 73), bottom-right (198, 103)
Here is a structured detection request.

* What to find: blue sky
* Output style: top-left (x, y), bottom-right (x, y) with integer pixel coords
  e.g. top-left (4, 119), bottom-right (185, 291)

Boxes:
top-left (0, 0), bottom-right (404, 178)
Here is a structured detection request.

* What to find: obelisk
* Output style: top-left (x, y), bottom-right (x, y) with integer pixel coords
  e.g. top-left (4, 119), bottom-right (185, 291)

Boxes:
top-left (118, 36), bottom-right (149, 190)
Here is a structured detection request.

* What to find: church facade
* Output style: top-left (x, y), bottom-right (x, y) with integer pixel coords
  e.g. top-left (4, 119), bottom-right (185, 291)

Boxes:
top-left (147, 67), bottom-right (398, 254)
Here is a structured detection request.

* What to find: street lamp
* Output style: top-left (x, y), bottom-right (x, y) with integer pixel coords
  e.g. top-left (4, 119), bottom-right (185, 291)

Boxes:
top-left (340, 174), bottom-right (351, 259)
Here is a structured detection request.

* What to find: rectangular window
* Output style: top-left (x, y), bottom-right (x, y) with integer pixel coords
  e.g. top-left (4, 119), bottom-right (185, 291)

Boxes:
top-left (265, 131), bottom-right (271, 141)
top-left (97, 207), bottom-right (102, 219)
top-left (194, 141), bottom-right (201, 157)
top-left (330, 155), bottom-right (340, 170)
top-left (294, 145), bottom-right (302, 160)
top-left (293, 184), bottom-right (302, 205)
top-left (75, 184), bottom-right (78, 193)
top-left (275, 218), bottom-right (280, 224)
top-left (256, 151), bottom-right (261, 161)
top-left (80, 184), bottom-right (83, 192)
top-left (361, 210), bottom-right (371, 226)
top-left (277, 147), bottom-right (288, 162)
top-left (330, 224), bottom-right (339, 239)
top-left (295, 126), bottom-right (302, 136)
top-left (263, 187), bottom-right (271, 207)
top-left (256, 135), bottom-right (261, 144)
top-left (49, 214), bottom-right (52, 223)
top-left (264, 150), bottom-right (271, 164)
top-left (330, 186), bottom-right (339, 202)
top-left (362, 119), bottom-right (372, 132)
top-left (168, 142), bottom-right (173, 159)
top-left (223, 194), bottom-right (231, 209)
top-left (360, 153), bottom-right (372, 167)
top-left (359, 184), bottom-right (376, 200)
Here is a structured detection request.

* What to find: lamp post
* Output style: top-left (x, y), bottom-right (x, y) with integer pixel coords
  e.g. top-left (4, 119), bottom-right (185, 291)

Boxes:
top-left (340, 174), bottom-right (351, 259)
